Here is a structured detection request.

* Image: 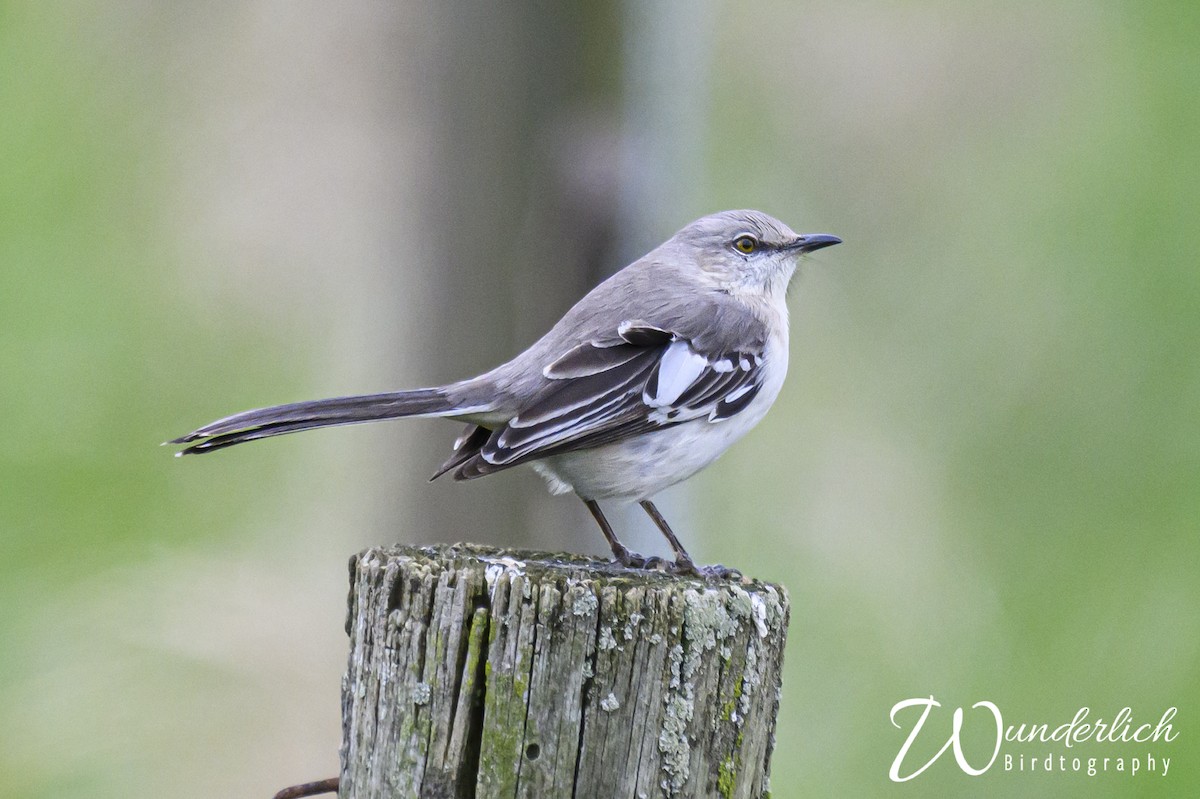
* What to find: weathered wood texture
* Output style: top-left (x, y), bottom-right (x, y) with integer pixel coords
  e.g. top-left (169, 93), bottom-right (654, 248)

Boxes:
top-left (340, 544), bottom-right (791, 799)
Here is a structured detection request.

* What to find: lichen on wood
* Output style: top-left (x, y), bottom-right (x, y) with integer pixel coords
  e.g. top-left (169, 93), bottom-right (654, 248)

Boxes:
top-left (340, 543), bottom-right (790, 799)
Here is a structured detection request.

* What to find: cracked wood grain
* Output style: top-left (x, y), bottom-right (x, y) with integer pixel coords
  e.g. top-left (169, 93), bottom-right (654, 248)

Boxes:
top-left (340, 544), bottom-right (790, 799)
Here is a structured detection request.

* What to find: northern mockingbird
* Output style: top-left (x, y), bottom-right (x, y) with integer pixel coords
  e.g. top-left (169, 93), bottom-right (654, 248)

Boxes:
top-left (172, 210), bottom-right (840, 577)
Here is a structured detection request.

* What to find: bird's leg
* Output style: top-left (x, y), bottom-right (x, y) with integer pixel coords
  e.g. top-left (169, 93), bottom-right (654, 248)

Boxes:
top-left (637, 499), bottom-right (699, 574)
top-left (638, 500), bottom-right (741, 580)
top-left (583, 499), bottom-right (664, 569)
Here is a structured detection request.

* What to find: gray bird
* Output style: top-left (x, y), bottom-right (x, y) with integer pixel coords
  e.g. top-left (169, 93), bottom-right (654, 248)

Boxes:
top-left (172, 210), bottom-right (840, 577)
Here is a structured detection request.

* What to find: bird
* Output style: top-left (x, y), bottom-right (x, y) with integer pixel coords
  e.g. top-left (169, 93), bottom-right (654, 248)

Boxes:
top-left (171, 210), bottom-right (840, 577)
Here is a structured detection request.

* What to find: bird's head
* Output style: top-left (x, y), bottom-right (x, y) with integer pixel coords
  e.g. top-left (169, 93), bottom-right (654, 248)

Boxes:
top-left (668, 209), bottom-right (840, 297)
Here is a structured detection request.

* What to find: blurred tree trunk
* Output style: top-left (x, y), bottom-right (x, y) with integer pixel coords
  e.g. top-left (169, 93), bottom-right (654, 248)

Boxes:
top-left (379, 3), bottom-right (625, 554)
top-left (369, 2), bottom-right (712, 560)
top-left (608, 0), bottom-right (714, 548)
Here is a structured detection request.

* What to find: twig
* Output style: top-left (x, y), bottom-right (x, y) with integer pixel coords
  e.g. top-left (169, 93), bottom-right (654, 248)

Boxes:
top-left (271, 777), bottom-right (338, 799)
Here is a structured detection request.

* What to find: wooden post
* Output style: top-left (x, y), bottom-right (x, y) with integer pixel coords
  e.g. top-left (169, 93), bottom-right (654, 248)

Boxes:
top-left (339, 544), bottom-right (791, 799)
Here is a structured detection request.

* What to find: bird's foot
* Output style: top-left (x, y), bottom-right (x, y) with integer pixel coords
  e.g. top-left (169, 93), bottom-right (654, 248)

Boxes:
top-left (669, 557), bottom-right (742, 581)
top-left (612, 548), bottom-right (671, 571)
top-left (612, 547), bottom-right (740, 579)
top-left (698, 563), bottom-right (743, 580)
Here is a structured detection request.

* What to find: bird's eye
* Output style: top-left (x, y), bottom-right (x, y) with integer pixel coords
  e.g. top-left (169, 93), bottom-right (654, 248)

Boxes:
top-left (732, 235), bottom-right (759, 254)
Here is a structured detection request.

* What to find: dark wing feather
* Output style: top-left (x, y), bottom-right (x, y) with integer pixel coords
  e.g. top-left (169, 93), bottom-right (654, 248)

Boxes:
top-left (430, 423), bottom-right (490, 480)
top-left (543, 340), bottom-right (646, 379)
top-left (446, 322), bottom-right (768, 481)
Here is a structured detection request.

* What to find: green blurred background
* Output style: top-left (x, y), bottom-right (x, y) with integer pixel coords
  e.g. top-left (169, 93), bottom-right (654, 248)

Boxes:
top-left (2, 2), bottom-right (1196, 797)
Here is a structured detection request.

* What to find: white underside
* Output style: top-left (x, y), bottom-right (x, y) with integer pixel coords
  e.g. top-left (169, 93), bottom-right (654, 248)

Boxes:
top-left (530, 330), bottom-right (789, 501)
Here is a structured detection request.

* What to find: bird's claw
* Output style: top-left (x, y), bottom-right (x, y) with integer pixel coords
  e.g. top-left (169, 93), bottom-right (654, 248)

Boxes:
top-left (614, 549), bottom-right (670, 570)
top-left (696, 563), bottom-right (742, 580)
top-left (613, 550), bottom-right (741, 580)
top-left (670, 558), bottom-right (742, 581)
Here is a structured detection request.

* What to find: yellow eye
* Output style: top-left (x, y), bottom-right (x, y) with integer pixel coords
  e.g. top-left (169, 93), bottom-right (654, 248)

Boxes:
top-left (733, 235), bottom-right (758, 254)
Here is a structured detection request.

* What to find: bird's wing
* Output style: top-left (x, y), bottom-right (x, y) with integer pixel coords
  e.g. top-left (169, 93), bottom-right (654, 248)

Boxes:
top-left (447, 320), bottom-right (768, 480)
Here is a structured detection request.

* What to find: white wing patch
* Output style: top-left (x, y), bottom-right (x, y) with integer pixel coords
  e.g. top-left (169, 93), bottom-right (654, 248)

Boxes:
top-left (711, 359), bottom-right (735, 373)
top-left (645, 340), bottom-right (708, 407)
top-left (723, 383), bottom-right (755, 404)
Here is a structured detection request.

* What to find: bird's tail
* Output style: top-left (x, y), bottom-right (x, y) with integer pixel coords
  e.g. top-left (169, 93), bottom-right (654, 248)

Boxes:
top-left (170, 387), bottom-right (486, 455)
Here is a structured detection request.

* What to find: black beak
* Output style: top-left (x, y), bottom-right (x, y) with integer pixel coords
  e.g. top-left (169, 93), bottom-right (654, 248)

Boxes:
top-left (787, 233), bottom-right (842, 253)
